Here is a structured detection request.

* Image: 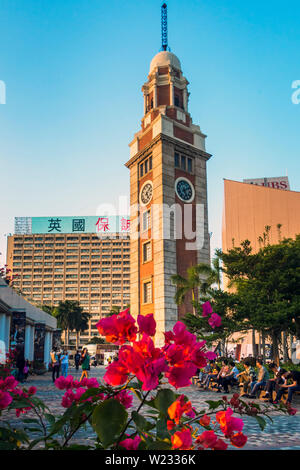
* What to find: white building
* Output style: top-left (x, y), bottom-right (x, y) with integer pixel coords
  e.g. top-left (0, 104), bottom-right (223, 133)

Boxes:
top-left (0, 278), bottom-right (57, 365)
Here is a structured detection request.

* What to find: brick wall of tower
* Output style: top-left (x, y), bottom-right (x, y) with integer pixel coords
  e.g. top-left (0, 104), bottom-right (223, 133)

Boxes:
top-left (157, 85), bottom-right (170, 106)
top-left (174, 168), bottom-right (198, 318)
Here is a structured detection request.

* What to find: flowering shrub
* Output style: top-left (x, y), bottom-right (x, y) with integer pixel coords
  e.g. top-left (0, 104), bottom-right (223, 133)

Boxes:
top-left (0, 305), bottom-right (296, 450)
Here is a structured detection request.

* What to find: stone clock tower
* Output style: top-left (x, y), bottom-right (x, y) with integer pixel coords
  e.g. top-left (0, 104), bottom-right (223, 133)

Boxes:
top-left (125, 49), bottom-right (211, 345)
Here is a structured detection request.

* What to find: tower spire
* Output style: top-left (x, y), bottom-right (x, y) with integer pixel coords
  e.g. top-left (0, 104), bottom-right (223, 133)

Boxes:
top-left (161, 3), bottom-right (168, 51)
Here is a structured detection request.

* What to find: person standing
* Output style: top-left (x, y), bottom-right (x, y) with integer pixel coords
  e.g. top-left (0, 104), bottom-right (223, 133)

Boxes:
top-left (80, 348), bottom-right (90, 382)
top-left (50, 347), bottom-right (60, 383)
top-left (74, 350), bottom-right (81, 371)
top-left (60, 348), bottom-right (69, 377)
top-left (15, 347), bottom-right (25, 383)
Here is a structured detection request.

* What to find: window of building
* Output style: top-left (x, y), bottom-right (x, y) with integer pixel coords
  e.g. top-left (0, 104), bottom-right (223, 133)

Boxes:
top-left (143, 280), bottom-right (152, 304)
top-left (143, 241), bottom-right (152, 263)
top-left (174, 152), bottom-right (193, 174)
top-left (142, 209), bottom-right (151, 232)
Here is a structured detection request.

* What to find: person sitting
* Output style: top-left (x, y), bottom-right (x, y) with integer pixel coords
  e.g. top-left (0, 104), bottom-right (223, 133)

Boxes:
top-left (273, 370), bottom-right (300, 405)
top-left (237, 360), bottom-right (257, 397)
top-left (263, 363), bottom-right (285, 401)
top-left (199, 361), bottom-right (213, 387)
top-left (248, 359), bottom-right (269, 399)
top-left (216, 359), bottom-right (232, 393)
top-left (202, 363), bottom-right (221, 390)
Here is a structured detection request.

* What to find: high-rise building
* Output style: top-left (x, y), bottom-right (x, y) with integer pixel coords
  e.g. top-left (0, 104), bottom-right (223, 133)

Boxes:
top-left (222, 178), bottom-right (300, 256)
top-left (6, 216), bottom-right (130, 346)
top-left (126, 49), bottom-right (211, 345)
top-left (222, 178), bottom-right (300, 358)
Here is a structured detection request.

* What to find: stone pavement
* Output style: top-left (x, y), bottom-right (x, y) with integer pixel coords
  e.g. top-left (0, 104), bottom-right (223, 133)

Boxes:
top-left (2, 366), bottom-right (300, 450)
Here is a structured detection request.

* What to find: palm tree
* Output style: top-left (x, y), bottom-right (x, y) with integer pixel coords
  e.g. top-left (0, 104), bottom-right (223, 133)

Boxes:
top-left (171, 262), bottom-right (218, 314)
top-left (74, 308), bottom-right (91, 350)
top-left (54, 300), bottom-right (90, 347)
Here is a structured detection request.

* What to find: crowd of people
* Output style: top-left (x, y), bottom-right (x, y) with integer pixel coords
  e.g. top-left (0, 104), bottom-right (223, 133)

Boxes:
top-left (196, 358), bottom-right (300, 406)
top-left (50, 347), bottom-right (90, 382)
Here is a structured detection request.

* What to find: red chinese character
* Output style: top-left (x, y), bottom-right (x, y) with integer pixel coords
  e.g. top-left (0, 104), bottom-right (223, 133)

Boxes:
top-left (120, 218), bottom-right (130, 231)
top-left (96, 217), bottom-right (110, 232)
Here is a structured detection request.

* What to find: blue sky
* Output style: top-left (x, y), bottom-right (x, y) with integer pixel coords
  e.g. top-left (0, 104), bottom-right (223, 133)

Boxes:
top-left (0, 0), bottom-right (299, 265)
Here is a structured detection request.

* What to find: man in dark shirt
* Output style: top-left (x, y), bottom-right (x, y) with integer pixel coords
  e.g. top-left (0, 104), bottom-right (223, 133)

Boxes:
top-left (74, 350), bottom-right (81, 371)
top-left (274, 370), bottom-right (300, 404)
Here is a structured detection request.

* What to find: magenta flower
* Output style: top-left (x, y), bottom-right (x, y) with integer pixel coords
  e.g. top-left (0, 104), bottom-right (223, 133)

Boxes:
top-left (0, 390), bottom-right (13, 409)
top-left (208, 313), bottom-right (222, 329)
top-left (119, 434), bottom-right (141, 450)
top-left (137, 313), bottom-right (156, 336)
top-left (202, 301), bottom-right (213, 317)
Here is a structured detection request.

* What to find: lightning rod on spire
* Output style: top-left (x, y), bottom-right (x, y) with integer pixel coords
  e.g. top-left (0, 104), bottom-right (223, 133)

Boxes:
top-left (161, 3), bottom-right (168, 51)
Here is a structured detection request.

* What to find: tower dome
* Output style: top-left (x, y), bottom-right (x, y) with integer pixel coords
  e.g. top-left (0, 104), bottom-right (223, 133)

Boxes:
top-left (149, 50), bottom-right (181, 74)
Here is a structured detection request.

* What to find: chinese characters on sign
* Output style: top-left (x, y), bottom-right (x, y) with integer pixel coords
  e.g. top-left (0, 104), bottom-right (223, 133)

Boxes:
top-left (72, 219), bottom-right (85, 232)
top-left (96, 217), bottom-right (110, 232)
top-left (120, 217), bottom-right (130, 232)
top-left (22, 216), bottom-right (130, 235)
top-left (48, 218), bottom-right (62, 232)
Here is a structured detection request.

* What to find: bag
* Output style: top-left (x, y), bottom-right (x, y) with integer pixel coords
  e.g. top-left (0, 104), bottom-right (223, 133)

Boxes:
top-left (23, 366), bottom-right (29, 374)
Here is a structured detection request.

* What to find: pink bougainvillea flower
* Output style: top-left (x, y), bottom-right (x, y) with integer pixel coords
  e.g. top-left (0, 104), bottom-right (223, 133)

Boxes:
top-left (119, 434), bottom-right (141, 450)
top-left (61, 389), bottom-right (76, 408)
top-left (0, 390), bottom-right (13, 409)
top-left (106, 334), bottom-right (168, 391)
top-left (199, 414), bottom-right (211, 427)
top-left (137, 313), bottom-right (156, 337)
top-left (54, 376), bottom-right (68, 390)
top-left (196, 430), bottom-right (218, 448)
top-left (168, 395), bottom-right (195, 424)
top-left (2, 376), bottom-right (18, 390)
top-left (103, 360), bottom-right (129, 386)
top-left (74, 387), bottom-right (86, 402)
top-left (171, 428), bottom-right (193, 450)
top-left (230, 432), bottom-right (248, 448)
top-left (213, 438), bottom-right (228, 450)
top-left (86, 377), bottom-right (99, 388)
top-left (28, 386), bottom-right (37, 395)
top-left (287, 404), bottom-right (297, 416)
top-left (167, 420), bottom-right (176, 430)
top-left (96, 308), bottom-right (138, 345)
top-left (166, 363), bottom-right (198, 389)
top-left (205, 351), bottom-right (217, 361)
top-left (216, 408), bottom-right (244, 438)
top-left (114, 390), bottom-right (133, 409)
top-left (208, 313), bottom-right (222, 329)
top-left (202, 301), bottom-right (213, 317)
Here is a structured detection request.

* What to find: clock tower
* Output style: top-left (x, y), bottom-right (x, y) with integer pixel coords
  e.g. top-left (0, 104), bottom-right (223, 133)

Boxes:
top-left (126, 25), bottom-right (211, 345)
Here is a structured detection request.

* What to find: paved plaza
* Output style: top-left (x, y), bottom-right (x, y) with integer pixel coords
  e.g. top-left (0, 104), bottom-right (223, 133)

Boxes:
top-left (2, 366), bottom-right (300, 450)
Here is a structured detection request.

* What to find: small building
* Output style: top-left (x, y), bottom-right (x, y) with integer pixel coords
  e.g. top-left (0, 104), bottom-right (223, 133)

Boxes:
top-left (0, 278), bottom-right (58, 365)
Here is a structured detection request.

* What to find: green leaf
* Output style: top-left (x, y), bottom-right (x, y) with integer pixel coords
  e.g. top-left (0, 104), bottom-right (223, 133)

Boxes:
top-left (131, 411), bottom-right (155, 432)
top-left (153, 389), bottom-right (177, 416)
top-left (156, 418), bottom-right (170, 440)
top-left (205, 400), bottom-right (224, 410)
top-left (147, 440), bottom-right (172, 450)
top-left (255, 415), bottom-right (267, 431)
top-left (78, 387), bottom-right (101, 402)
top-left (92, 398), bottom-right (128, 448)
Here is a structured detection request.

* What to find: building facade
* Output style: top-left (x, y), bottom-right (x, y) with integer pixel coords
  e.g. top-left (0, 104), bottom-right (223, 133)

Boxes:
top-left (0, 278), bottom-right (57, 365)
top-left (126, 50), bottom-right (211, 345)
top-left (222, 178), bottom-right (300, 359)
top-left (6, 216), bottom-right (130, 346)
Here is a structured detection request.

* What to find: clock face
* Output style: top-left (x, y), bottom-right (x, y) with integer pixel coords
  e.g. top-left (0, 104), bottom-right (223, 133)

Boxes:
top-left (140, 181), bottom-right (153, 205)
top-left (175, 177), bottom-right (195, 203)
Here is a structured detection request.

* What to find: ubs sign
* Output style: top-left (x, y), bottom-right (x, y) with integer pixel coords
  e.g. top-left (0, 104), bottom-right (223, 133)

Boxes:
top-left (243, 177), bottom-right (290, 191)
